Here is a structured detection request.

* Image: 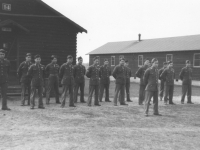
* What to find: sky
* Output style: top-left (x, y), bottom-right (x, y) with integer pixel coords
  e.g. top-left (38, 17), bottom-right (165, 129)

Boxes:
top-left (43, 0), bottom-right (200, 63)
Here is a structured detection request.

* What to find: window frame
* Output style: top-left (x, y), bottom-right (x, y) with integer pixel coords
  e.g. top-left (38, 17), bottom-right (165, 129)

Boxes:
top-left (166, 54), bottom-right (173, 62)
top-left (138, 55), bottom-right (143, 67)
top-left (111, 56), bottom-right (115, 66)
top-left (2, 3), bottom-right (11, 11)
top-left (193, 53), bottom-right (200, 68)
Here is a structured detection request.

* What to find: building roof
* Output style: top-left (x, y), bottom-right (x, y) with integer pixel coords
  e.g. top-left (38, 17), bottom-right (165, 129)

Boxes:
top-left (87, 34), bottom-right (200, 55)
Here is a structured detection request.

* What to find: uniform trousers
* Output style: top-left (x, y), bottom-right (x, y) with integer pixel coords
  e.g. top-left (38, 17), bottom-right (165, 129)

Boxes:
top-left (99, 83), bottom-right (109, 102)
top-left (114, 84), bottom-right (125, 105)
top-left (164, 85), bottom-right (174, 104)
top-left (0, 83), bottom-right (8, 109)
top-left (30, 86), bottom-right (44, 108)
top-left (181, 84), bottom-right (192, 103)
top-left (74, 82), bottom-right (85, 102)
top-left (87, 85), bottom-right (99, 105)
top-left (21, 82), bottom-right (31, 105)
top-left (61, 84), bottom-right (74, 107)
top-left (144, 90), bottom-right (159, 115)
top-left (159, 80), bottom-right (164, 99)
top-left (138, 85), bottom-right (146, 104)
top-left (125, 80), bottom-right (131, 101)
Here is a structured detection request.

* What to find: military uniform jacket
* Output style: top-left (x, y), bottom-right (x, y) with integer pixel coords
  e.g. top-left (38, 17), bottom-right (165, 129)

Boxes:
top-left (158, 67), bottom-right (165, 80)
top-left (143, 67), bottom-right (159, 91)
top-left (0, 59), bottom-right (10, 84)
top-left (74, 64), bottom-right (86, 83)
top-left (59, 63), bottom-right (74, 85)
top-left (160, 68), bottom-right (175, 85)
top-left (99, 65), bottom-right (111, 84)
top-left (86, 65), bottom-right (100, 85)
top-left (125, 66), bottom-right (131, 83)
top-left (179, 67), bottom-right (192, 85)
top-left (45, 63), bottom-right (59, 77)
top-left (17, 61), bottom-right (33, 83)
top-left (112, 65), bottom-right (126, 85)
top-left (27, 63), bottom-right (45, 87)
top-left (135, 65), bottom-right (148, 85)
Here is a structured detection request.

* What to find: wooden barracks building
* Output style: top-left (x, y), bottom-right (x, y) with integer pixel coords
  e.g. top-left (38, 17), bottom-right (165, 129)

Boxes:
top-left (87, 34), bottom-right (200, 80)
top-left (0, 0), bottom-right (87, 76)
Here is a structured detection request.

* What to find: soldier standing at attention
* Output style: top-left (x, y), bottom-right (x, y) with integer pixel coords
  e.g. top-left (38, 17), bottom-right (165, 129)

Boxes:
top-left (124, 60), bottom-right (132, 102)
top-left (135, 59), bottom-right (150, 105)
top-left (28, 54), bottom-right (45, 109)
top-left (86, 56), bottom-right (101, 106)
top-left (143, 58), bottom-right (160, 116)
top-left (59, 55), bottom-right (76, 108)
top-left (17, 53), bottom-right (32, 106)
top-left (73, 56), bottom-right (86, 103)
top-left (0, 49), bottom-right (11, 110)
top-left (45, 55), bottom-right (60, 104)
top-left (99, 58), bottom-right (111, 102)
top-left (160, 61), bottom-right (176, 105)
top-left (179, 60), bottom-right (194, 104)
top-left (158, 62), bottom-right (168, 101)
top-left (112, 58), bottom-right (128, 106)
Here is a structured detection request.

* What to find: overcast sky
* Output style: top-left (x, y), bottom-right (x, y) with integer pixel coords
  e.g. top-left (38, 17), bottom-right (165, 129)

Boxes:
top-left (43, 0), bottom-right (200, 63)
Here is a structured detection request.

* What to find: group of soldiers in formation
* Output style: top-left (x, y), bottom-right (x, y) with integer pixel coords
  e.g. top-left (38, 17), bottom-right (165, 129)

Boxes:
top-left (0, 49), bottom-right (193, 116)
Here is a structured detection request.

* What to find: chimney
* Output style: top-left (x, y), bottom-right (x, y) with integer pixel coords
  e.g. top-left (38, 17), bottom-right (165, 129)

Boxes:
top-left (138, 33), bottom-right (141, 41)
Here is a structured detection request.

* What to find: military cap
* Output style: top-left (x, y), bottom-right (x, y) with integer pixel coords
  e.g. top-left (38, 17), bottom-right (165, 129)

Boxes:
top-left (144, 58), bottom-right (150, 62)
top-left (151, 58), bottom-right (158, 63)
top-left (93, 56), bottom-right (99, 61)
top-left (120, 57), bottom-right (125, 61)
top-left (67, 55), bottom-right (73, 59)
top-left (186, 60), bottom-right (190, 64)
top-left (51, 55), bottom-right (57, 59)
top-left (125, 59), bottom-right (129, 63)
top-left (0, 49), bottom-right (6, 54)
top-left (34, 54), bottom-right (41, 59)
top-left (26, 53), bottom-right (32, 57)
top-left (104, 58), bottom-right (109, 62)
top-left (78, 56), bottom-right (83, 61)
top-left (163, 62), bottom-right (167, 65)
top-left (167, 61), bottom-right (173, 64)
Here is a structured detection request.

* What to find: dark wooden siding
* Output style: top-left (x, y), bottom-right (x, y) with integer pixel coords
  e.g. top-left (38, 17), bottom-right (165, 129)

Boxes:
top-left (89, 50), bottom-right (200, 80)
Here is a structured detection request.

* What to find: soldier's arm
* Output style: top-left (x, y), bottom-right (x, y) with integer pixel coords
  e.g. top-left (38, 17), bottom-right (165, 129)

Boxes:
top-left (158, 69), bottom-right (163, 80)
top-left (109, 67), bottom-right (112, 76)
top-left (59, 65), bottom-right (64, 79)
top-left (45, 64), bottom-right (50, 77)
top-left (143, 69), bottom-right (149, 86)
top-left (17, 62), bottom-right (24, 79)
top-left (27, 65), bottom-right (33, 78)
top-left (160, 69), bottom-right (167, 80)
top-left (135, 67), bottom-right (142, 78)
top-left (99, 67), bottom-right (102, 78)
top-left (73, 65), bottom-right (76, 78)
top-left (112, 66), bottom-right (118, 79)
top-left (86, 66), bottom-right (91, 78)
top-left (129, 69), bottom-right (132, 77)
top-left (179, 68), bottom-right (184, 80)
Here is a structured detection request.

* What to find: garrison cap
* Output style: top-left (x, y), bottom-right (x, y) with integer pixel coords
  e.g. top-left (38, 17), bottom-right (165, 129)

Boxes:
top-left (34, 54), bottom-right (41, 59)
top-left (78, 56), bottom-right (83, 61)
top-left (104, 58), bottom-right (109, 62)
top-left (0, 49), bottom-right (6, 54)
top-left (163, 62), bottom-right (167, 65)
top-left (26, 53), bottom-right (32, 57)
top-left (67, 55), bottom-right (73, 59)
top-left (186, 60), bottom-right (190, 64)
top-left (167, 61), bottom-right (173, 64)
top-left (51, 55), bottom-right (57, 59)
top-left (151, 58), bottom-right (158, 63)
top-left (93, 56), bottom-right (99, 61)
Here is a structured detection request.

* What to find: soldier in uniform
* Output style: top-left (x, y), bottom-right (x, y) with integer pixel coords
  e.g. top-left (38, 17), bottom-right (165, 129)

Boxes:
top-left (158, 62), bottom-right (168, 101)
top-left (28, 54), bottom-right (45, 109)
top-left (45, 55), bottom-right (60, 104)
top-left (59, 55), bottom-right (76, 107)
top-left (86, 56), bottom-right (101, 106)
top-left (135, 59), bottom-right (150, 105)
top-left (99, 58), bottom-right (111, 102)
top-left (0, 49), bottom-right (11, 110)
top-left (112, 58), bottom-right (128, 106)
top-left (179, 60), bottom-right (193, 104)
top-left (124, 60), bottom-right (132, 102)
top-left (160, 61), bottom-right (176, 105)
top-left (17, 53), bottom-right (32, 106)
top-left (73, 56), bottom-right (86, 103)
top-left (143, 58), bottom-right (160, 116)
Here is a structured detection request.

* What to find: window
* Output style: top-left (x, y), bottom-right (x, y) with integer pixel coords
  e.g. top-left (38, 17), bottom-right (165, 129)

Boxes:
top-left (166, 54), bottom-right (173, 62)
top-left (138, 55), bottom-right (143, 67)
top-left (2, 3), bottom-right (11, 11)
top-left (193, 53), bottom-right (200, 67)
top-left (111, 56), bottom-right (115, 66)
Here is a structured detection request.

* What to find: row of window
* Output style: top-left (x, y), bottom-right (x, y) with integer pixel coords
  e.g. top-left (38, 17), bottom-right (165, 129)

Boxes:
top-left (94, 53), bottom-right (200, 67)
top-left (2, 3), bottom-right (11, 11)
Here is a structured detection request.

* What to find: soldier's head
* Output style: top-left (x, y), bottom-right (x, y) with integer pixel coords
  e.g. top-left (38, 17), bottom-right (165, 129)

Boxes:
top-left (0, 49), bottom-right (6, 59)
top-left (34, 54), bottom-right (41, 64)
top-left (51, 55), bottom-right (57, 63)
top-left (144, 58), bottom-right (150, 67)
top-left (93, 56), bottom-right (99, 65)
top-left (163, 62), bottom-right (167, 68)
top-left (26, 53), bottom-right (32, 62)
top-left (167, 61), bottom-right (173, 68)
top-left (119, 57), bottom-right (125, 66)
top-left (186, 60), bottom-right (191, 67)
top-left (125, 60), bottom-right (129, 67)
top-left (104, 58), bottom-right (109, 66)
top-left (67, 55), bottom-right (73, 64)
top-left (151, 58), bottom-right (158, 68)
top-left (78, 56), bottom-right (83, 64)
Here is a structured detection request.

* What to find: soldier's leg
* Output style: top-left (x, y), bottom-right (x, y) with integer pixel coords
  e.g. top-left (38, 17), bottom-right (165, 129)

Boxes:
top-left (69, 84), bottom-right (75, 107)
top-left (46, 78), bottom-right (52, 104)
top-left (73, 83), bottom-right (79, 103)
top-left (61, 85), bottom-right (69, 107)
top-left (38, 86), bottom-right (44, 108)
top-left (1, 83), bottom-right (10, 110)
top-left (80, 82), bottom-right (85, 102)
top-left (113, 84), bottom-right (121, 106)
top-left (164, 85), bottom-right (169, 104)
top-left (139, 85), bottom-right (145, 105)
top-left (21, 83), bottom-right (26, 106)
top-left (120, 84), bottom-right (126, 105)
top-left (30, 86), bottom-right (36, 109)
top-left (159, 80), bottom-right (164, 100)
top-left (187, 84), bottom-right (192, 103)
top-left (144, 91), bottom-right (153, 115)
top-left (126, 81), bottom-right (131, 101)
top-left (94, 85), bottom-right (100, 105)
top-left (54, 77), bottom-right (60, 103)
top-left (87, 85), bottom-right (95, 106)
top-left (27, 83), bottom-right (31, 105)
top-left (105, 84), bottom-right (110, 101)
top-left (169, 85), bottom-right (174, 104)
top-left (153, 91), bottom-right (159, 114)
top-left (99, 84), bottom-right (104, 102)
top-left (181, 85), bottom-right (187, 103)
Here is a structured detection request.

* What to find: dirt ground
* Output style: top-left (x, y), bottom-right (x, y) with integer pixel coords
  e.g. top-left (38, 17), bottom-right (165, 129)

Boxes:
top-left (1, 80), bottom-right (200, 150)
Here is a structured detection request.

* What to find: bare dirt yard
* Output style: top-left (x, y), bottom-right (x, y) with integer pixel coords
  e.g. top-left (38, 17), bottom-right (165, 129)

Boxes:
top-left (1, 80), bottom-right (200, 150)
